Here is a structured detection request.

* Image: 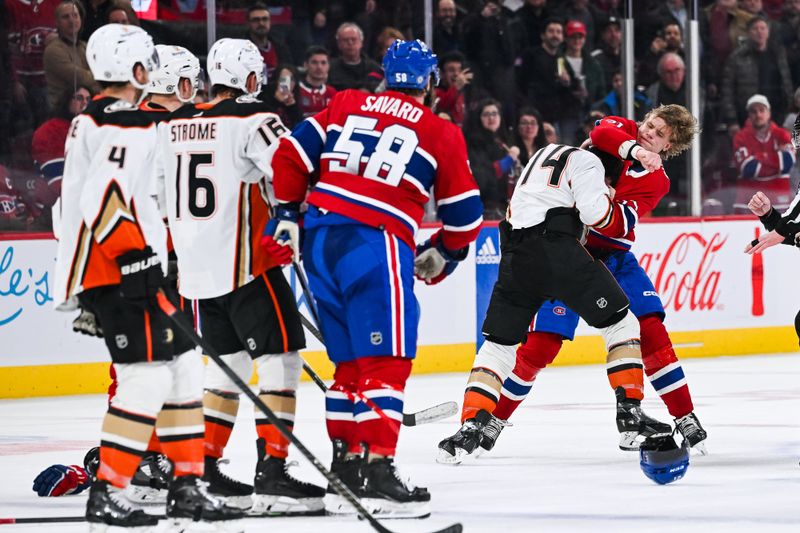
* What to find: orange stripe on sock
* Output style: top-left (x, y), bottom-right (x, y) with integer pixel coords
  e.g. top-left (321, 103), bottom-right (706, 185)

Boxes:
top-left (608, 368), bottom-right (645, 400)
top-left (160, 437), bottom-right (204, 477)
top-left (257, 424), bottom-right (290, 459)
top-left (98, 446), bottom-right (143, 488)
top-left (462, 391), bottom-right (498, 423)
top-left (262, 272), bottom-right (288, 353)
top-left (146, 430), bottom-right (161, 453)
top-left (203, 419), bottom-right (233, 459)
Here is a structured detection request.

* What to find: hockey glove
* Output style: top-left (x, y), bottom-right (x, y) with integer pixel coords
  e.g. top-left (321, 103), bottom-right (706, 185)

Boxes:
top-left (415, 232), bottom-right (469, 285)
top-left (261, 202), bottom-right (301, 265)
top-left (116, 246), bottom-right (166, 310)
top-left (32, 464), bottom-right (91, 497)
top-left (72, 307), bottom-right (103, 337)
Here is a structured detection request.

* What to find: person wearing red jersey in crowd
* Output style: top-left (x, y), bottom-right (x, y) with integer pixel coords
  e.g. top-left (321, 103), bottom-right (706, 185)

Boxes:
top-left (31, 85), bottom-right (91, 209)
top-left (246, 3), bottom-right (293, 81)
top-left (7, 0), bottom-right (60, 127)
top-left (461, 105), bottom-right (709, 460)
top-left (0, 165), bottom-right (30, 231)
top-left (298, 46), bottom-right (337, 118)
top-left (268, 39), bottom-right (482, 517)
top-left (433, 51), bottom-right (472, 127)
top-left (732, 94), bottom-right (796, 213)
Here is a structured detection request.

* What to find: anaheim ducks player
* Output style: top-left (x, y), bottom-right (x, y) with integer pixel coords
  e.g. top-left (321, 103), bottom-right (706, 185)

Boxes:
top-left (437, 145), bottom-right (649, 464)
top-left (159, 38), bottom-right (325, 515)
top-left (53, 24), bottom-right (243, 529)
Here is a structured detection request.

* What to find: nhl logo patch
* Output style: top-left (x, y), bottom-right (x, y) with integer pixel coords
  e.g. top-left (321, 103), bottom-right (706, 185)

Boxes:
top-left (370, 332), bottom-right (383, 346)
top-left (115, 334), bottom-right (128, 349)
top-left (247, 338), bottom-right (257, 351)
top-left (596, 297), bottom-right (608, 309)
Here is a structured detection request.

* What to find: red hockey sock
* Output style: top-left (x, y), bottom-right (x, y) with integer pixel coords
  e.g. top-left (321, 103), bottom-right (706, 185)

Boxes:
top-left (640, 314), bottom-right (694, 418)
top-left (325, 361), bottom-right (363, 454)
top-left (355, 357), bottom-right (411, 457)
top-left (494, 332), bottom-right (563, 420)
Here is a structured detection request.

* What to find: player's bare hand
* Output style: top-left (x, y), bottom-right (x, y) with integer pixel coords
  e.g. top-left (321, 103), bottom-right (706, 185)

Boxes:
top-left (608, 185), bottom-right (616, 200)
top-left (747, 191), bottom-right (771, 216)
top-left (635, 148), bottom-right (662, 172)
top-left (744, 230), bottom-right (784, 254)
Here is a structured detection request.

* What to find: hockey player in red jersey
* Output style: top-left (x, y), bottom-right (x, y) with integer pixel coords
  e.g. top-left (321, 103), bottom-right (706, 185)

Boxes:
top-left (479, 105), bottom-right (707, 456)
top-left (268, 39), bottom-right (483, 517)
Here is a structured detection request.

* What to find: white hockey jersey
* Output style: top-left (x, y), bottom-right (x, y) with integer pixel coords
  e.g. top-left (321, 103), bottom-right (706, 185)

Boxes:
top-left (160, 96), bottom-right (288, 299)
top-left (53, 97), bottom-right (167, 309)
top-left (508, 144), bottom-right (614, 231)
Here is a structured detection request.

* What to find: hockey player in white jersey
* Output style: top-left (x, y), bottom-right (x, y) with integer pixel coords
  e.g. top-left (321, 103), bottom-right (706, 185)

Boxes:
top-left (438, 145), bottom-right (652, 463)
top-left (159, 38), bottom-right (325, 514)
top-left (53, 24), bottom-right (243, 528)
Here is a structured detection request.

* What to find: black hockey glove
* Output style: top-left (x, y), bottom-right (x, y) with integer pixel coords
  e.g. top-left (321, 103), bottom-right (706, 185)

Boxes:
top-left (116, 246), bottom-right (166, 310)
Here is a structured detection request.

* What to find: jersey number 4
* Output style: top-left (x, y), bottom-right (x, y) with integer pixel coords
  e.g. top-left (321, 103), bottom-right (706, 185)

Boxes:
top-left (174, 153), bottom-right (215, 219)
top-left (329, 115), bottom-right (419, 187)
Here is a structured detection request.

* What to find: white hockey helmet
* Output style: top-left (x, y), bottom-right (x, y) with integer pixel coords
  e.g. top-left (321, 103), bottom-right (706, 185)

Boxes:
top-left (150, 45), bottom-right (201, 102)
top-left (207, 38), bottom-right (265, 95)
top-left (86, 24), bottom-right (159, 90)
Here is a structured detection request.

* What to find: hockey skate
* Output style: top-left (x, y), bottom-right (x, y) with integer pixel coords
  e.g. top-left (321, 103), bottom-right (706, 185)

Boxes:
top-left (165, 475), bottom-right (245, 532)
top-left (479, 413), bottom-right (512, 452)
top-left (126, 452), bottom-right (172, 505)
top-left (675, 412), bottom-right (708, 455)
top-left (251, 439), bottom-right (325, 516)
top-left (85, 479), bottom-right (159, 532)
top-left (323, 439), bottom-right (365, 515)
top-left (203, 456), bottom-right (253, 510)
top-left (616, 388), bottom-right (673, 451)
top-left (437, 409), bottom-right (490, 464)
top-left (362, 457), bottom-right (431, 519)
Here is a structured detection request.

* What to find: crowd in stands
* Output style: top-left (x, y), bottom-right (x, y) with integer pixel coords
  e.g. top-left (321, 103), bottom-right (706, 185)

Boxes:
top-left (3, 0), bottom-right (800, 231)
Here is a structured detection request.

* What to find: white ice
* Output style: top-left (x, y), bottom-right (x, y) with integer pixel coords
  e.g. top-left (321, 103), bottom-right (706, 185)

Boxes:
top-left (0, 353), bottom-right (798, 532)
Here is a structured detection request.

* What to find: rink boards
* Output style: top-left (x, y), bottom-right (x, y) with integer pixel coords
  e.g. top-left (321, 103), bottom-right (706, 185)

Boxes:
top-left (1, 216), bottom-right (797, 398)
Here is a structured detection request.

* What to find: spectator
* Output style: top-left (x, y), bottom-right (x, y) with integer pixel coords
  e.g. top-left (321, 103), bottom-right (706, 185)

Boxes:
top-left (592, 70), bottom-right (652, 121)
top-left (80, 0), bottom-right (137, 41)
top-left (298, 46), bottom-right (337, 118)
top-left (433, 51), bottom-right (473, 127)
top-left (461, 0), bottom-right (525, 123)
top-left (7, 0), bottom-right (60, 129)
top-left (310, 9), bottom-right (330, 48)
top-left (328, 22), bottom-right (383, 92)
top-left (558, 20), bottom-right (606, 145)
top-left (561, 0), bottom-right (597, 49)
top-left (700, 0), bottom-right (753, 100)
top-left (106, 2), bottom-right (130, 25)
top-left (261, 64), bottom-right (303, 129)
top-left (0, 164), bottom-right (29, 231)
top-left (462, 98), bottom-right (519, 219)
top-left (542, 121), bottom-right (558, 144)
top-left (647, 0), bottom-right (687, 31)
top-left (31, 85), bottom-right (91, 210)
top-left (247, 3), bottom-right (293, 80)
top-left (373, 26), bottom-right (404, 63)
top-left (519, 18), bottom-right (567, 127)
top-left (721, 16), bottom-right (793, 133)
top-left (638, 21), bottom-right (684, 88)
top-left (433, 0), bottom-right (461, 54)
top-left (782, 88), bottom-right (800, 132)
top-left (732, 94), bottom-right (796, 213)
top-left (511, 107), bottom-right (547, 167)
top-left (516, 0), bottom-right (557, 50)
top-left (591, 16), bottom-right (622, 92)
top-left (43, 1), bottom-right (98, 108)
top-left (779, 0), bottom-right (800, 87)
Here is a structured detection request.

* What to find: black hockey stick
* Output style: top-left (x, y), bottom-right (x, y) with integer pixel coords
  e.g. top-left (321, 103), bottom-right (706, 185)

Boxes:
top-left (156, 292), bottom-right (462, 533)
top-left (291, 262), bottom-right (458, 427)
top-left (0, 516), bottom-right (87, 524)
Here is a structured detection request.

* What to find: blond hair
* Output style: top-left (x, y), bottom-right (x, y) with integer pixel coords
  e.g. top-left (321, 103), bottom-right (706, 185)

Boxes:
top-left (644, 104), bottom-right (699, 159)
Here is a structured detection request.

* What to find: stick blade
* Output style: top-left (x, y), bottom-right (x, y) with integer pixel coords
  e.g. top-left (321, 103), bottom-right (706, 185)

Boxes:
top-left (403, 401), bottom-right (459, 426)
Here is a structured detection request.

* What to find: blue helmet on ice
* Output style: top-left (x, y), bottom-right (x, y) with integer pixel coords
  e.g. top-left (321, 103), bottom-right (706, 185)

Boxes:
top-left (382, 39), bottom-right (439, 90)
top-left (639, 434), bottom-right (689, 485)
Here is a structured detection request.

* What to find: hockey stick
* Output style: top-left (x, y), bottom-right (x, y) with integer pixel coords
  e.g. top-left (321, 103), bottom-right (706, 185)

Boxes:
top-left (156, 292), bottom-right (462, 533)
top-left (292, 262), bottom-right (458, 427)
top-left (0, 516), bottom-right (87, 524)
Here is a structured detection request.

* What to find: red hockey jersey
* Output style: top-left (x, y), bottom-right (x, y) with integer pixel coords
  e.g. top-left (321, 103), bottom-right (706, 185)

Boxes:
top-left (271, 89), bottom-right (483, 251)
top-left (7, 0), bottom-right (59, 79)
top-left (585, 116), bottom-right (670, 251)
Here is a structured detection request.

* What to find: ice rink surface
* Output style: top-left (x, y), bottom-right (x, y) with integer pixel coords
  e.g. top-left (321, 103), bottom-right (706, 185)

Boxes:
top-left (0, 353), bottom-right (798, 532)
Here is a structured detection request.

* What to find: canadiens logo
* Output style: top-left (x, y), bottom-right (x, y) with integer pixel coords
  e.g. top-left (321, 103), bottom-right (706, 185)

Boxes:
top-left (553, 306), bottom-right (566, 316)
